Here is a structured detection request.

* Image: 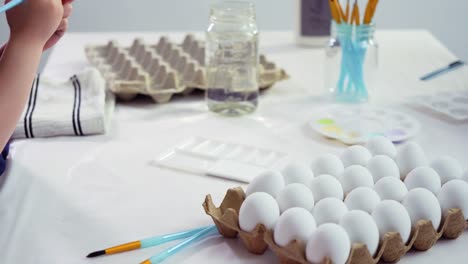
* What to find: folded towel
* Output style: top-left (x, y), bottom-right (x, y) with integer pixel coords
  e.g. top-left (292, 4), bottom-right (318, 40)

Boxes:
top-left (12, 68), bottom-right (114, 139)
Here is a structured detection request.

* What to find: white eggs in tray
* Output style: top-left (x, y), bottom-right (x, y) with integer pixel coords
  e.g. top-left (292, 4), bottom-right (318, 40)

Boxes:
top-left (344, 187), bottom-right (381, 214)
top-left (246, 170), bottom-right (285, 197)
top-left (366, 135), bottom-right (397, 158)
top-left (311, 154), bottom-right (344, 177)
top-left (437, 179), bottom-right (468, 220)
top-left (404, 167), bottom-right (441, 194)
top-left (367, 155), bottom-right (400, 182)
top-left (313, 197), bottom-right (348, 225)
top-left (309, 174), bottom-right (344, 202)
top-left (431, 156), bottom-right (463, 184)
top-left (281, 162), bottom-right (314, 185)
top-left (239, 192), bottom-right (280, 232)
top-left (238, 141), bottom-right (465, 263)
top-left (340, 210), bottom-right (380, 256)
top-left (372, 200), bottom-right (412, 243)
top-left (396, 142), bottom-right (428, 178)
top-left (274, 208), bottom-right (317, 247)
top-left (402, 188), bottom-right (441, 230)
top-left (338, 165), bottom-right (374, 194)
top-left (276, 183), bottom-right (315, 213)
top-left (463, 170), bottom-right (468, 183)
top-left (340, 145), bottom-right (372, 167)
top-left (306, 223), bottom-right (351, 264)
top-left (374, 176), bottom-right (408, 202)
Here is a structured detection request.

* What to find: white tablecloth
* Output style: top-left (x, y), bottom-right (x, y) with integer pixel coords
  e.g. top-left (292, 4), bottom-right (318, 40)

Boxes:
top-left (1, 31), bottom-right (467, 264)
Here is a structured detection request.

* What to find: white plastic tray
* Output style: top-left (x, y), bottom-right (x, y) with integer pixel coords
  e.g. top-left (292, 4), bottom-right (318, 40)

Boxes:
top-left (413, 90), bottom-right (468, 121)
top-left (153, 137), bottom-right (289, 183)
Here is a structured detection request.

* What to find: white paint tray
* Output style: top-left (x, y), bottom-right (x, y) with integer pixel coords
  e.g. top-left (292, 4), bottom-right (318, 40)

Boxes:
top-left (153, 137), bottom-right (289, 183)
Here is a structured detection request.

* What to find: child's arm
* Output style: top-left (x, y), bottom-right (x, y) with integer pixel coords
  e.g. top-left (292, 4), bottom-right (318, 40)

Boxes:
top-left (0, 0), bottom-right (72, 149)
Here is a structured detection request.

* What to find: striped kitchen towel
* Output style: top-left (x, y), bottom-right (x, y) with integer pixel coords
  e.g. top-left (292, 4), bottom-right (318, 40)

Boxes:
top-left (12, 68), bottom-right (115, 139)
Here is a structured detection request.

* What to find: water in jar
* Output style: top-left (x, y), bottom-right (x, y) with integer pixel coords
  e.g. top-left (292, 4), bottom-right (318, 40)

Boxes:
top-left (205, 1), bottom-right (259, 116)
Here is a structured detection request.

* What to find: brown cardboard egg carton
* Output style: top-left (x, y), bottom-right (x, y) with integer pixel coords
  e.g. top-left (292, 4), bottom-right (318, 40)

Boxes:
top-left (203, 187), bottom-right (468, 264)
top-left (84, 34), bottom-right (289, 103)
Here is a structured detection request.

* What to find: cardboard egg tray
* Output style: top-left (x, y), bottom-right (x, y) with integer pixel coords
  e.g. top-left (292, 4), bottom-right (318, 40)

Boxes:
top-left (84, 35), bottom-right (289, 103)
top-left (203, 187), bottom-right (468, 264)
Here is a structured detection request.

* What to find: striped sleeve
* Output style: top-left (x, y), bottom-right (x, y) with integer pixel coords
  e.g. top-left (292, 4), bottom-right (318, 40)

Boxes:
top-left (0, 143), bottom-right (9, 176)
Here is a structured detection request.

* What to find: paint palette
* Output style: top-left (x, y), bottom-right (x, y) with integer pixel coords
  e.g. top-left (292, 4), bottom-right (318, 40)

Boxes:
top-left (153, 137), bottom-right (289, 183)
top-left (310, 105), bottom-right (420, 144)
top-left (413, 90), bottom-right (468, 121)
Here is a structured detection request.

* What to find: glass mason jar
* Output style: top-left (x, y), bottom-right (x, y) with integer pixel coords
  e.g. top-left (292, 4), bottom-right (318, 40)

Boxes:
top-left (325, 23), bottom-right (378, 103)
top-left (205, 1), bottom-right (259, 116)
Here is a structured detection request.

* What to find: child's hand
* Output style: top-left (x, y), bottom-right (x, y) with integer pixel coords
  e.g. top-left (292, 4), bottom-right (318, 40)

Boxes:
top-left (6, 0), bottom-right (71, 50)
top-left (44, 0), bottom-right (74, 50)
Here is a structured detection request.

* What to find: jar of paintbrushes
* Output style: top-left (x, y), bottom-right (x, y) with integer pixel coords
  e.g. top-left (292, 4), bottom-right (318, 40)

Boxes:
top-left (325, 0), bottom-right (379, 103)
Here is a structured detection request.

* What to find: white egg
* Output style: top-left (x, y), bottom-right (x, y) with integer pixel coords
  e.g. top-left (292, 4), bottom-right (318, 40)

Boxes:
top-left (313, 197), bottom-right (348, 225)
top-left (396, 142), bottom-right (428, 179)
top-left (276, 183), bottom-right (315, 213)
top-left (402, 188), bottom-right (441, 230)
top-left (239, 192), bottom-right (280, 232)
top-left (367, 155), bottom-right (400, 182)
top-left (246, 170), bottom-right (285, 197)
top-left (306, 223), bottom-right (351, 264)
top-left (311, 154), bottom-right (344, 177)
top-left (366, 136), bottom-right (397, 158)
top-left (404, 167), bottom-right (441, 194)
top-left (345, 187), bottom-right (381, 214)
top-left (340, 145), bottom-right (372, 167)
top-left (463, 170), bottom-right (468, 183)
top-left (281, 162), bottom-right (314, 185)
top-left (339, 165), bottom-right (374, 194)
top-left (340, 210), bottom-right (380, 256)
top-left (309, 174), bottom-right (344, 202)
top-left (274, 208), bottom-right (317, 247)
top-left (431, 156), bottom-right (463, 184)
top-left (437, 180), bottom-right (468, 220)
top-left (374, 177), bottom-right (408, 202)
top-left (372, 200), bottom-right (412, 243)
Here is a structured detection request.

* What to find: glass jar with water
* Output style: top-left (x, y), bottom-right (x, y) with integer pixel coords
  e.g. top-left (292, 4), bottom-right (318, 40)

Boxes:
top-left (205, 1), bottom-right (259, 116)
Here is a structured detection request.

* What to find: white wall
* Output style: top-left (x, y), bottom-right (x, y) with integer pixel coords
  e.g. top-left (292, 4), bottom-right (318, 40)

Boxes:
top-left (0, 0), bottom-right (466, 62)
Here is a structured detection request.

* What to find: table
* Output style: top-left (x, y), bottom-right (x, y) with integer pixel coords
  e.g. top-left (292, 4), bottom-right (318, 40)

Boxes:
top-left (1, 31), bottom-right (467, 264)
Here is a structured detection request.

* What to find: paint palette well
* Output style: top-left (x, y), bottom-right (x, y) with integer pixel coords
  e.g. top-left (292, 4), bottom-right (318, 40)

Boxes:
top-left (413, 90), bottom-right (468, 121)
top-left (310, 105), bottom-right (420, 144)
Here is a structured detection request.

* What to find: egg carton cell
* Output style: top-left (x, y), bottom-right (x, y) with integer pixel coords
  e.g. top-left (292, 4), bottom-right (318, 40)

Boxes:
top-left (85, 34), bottom-right (289, 103)
top-left (203, 187), bottom-right (468, 264)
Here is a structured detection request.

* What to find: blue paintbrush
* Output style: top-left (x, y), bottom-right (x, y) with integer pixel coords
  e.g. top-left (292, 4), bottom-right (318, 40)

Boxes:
top-left (0, 0), bottom-right (24, 13)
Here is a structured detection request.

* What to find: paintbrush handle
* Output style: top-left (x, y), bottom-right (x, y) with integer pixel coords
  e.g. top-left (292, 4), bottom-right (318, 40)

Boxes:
top-left (0, 0), bottom-right (24, 13)
top-left (140, 226), bottom-right (211, 248)
top-left (144, 226), bottom-right (218, 264)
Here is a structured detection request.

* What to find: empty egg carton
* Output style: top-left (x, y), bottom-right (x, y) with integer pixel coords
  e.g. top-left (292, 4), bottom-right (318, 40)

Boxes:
top-left (203, 187), bottom-right (467, 264)
top-left (85, 34), bottom-right (289, 103)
